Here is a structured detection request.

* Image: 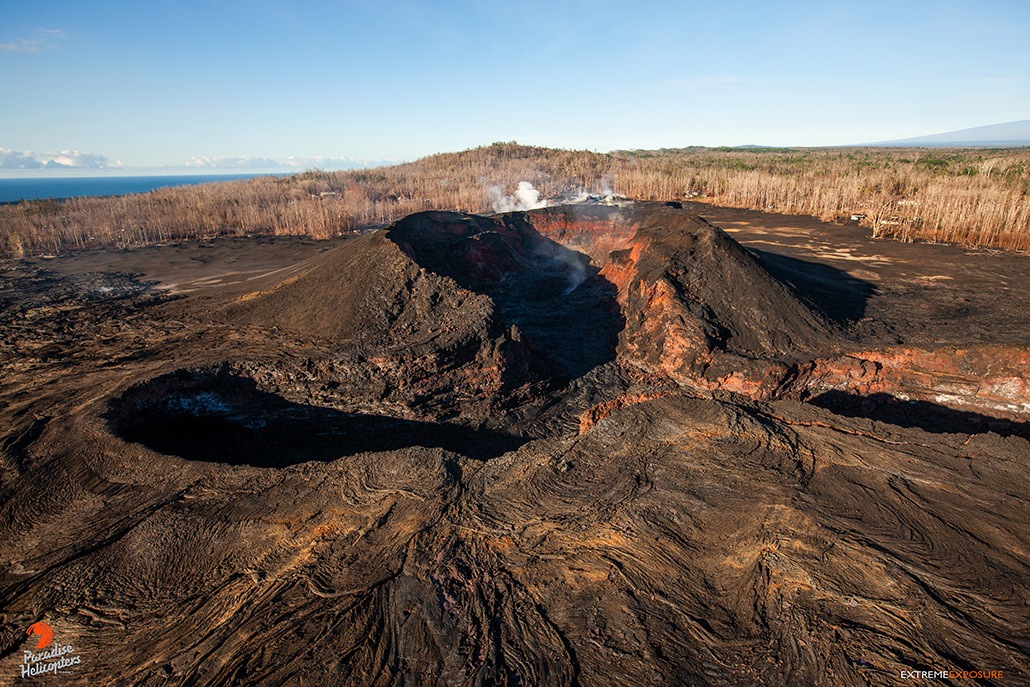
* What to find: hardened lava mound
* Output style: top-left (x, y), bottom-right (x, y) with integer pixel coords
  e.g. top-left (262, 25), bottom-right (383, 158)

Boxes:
top-left (1, 203), bottom-right (1027, 686)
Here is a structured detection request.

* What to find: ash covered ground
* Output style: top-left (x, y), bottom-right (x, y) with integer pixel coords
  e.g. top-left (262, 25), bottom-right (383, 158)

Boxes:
top-left (1, 203), bottom-right (1028, 686)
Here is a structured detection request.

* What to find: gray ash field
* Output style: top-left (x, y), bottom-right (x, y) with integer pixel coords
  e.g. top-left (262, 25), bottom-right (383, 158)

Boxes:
top-left (1, 203), bottom-right (1028, 686)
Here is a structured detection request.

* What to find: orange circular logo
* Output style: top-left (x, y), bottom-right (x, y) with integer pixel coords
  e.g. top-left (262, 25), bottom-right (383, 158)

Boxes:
top-left (26, 621), bottom-right (54, 650)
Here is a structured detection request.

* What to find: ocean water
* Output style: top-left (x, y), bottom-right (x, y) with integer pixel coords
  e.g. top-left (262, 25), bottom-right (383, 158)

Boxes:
top-left (0, 173), bottom-right (282, 203)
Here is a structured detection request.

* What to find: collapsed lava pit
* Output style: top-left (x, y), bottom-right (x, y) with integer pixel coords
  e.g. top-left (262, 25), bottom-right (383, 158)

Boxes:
top-left (108, 366), bottom-right (529, 466)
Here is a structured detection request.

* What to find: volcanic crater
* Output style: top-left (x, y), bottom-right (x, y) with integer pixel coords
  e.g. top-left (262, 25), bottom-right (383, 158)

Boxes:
top-left (1, 202), bottom-right (1028, 686)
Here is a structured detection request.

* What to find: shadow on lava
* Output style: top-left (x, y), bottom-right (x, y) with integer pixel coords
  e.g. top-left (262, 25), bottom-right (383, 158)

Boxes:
top-left (810, 390), bottom-right (1030, 440)
top-left (108, 372), bottom-right (528, 467)
top-left (748, 249), bottom-right (875, 325)
top-left (490, 266), bottom-right (623, 379)
top-left (497, 216), bottom-right (625, 378)
top-left (388, 212), bottom-right (625, 379)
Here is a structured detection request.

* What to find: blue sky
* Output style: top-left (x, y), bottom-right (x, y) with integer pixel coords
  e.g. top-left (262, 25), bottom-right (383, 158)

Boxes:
top-left (1, 0), bottom-right (1028, 174)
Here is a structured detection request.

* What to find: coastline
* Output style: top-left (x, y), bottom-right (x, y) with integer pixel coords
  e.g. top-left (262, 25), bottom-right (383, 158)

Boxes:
top-left (0, 172), bottom-right (288, 203)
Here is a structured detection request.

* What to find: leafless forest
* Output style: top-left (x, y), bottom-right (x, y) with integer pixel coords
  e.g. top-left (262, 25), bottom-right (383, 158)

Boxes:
top-left (2, 143), bottom-right (1028, 257)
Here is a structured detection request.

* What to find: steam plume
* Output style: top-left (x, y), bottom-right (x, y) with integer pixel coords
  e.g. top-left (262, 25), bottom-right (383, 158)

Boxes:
top-left (487, 181), bottom-right (548, 213)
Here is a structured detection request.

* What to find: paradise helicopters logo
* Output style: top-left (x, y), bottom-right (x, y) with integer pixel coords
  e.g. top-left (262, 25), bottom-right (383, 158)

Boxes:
top-left (19, 621), bottom-right (82, 678)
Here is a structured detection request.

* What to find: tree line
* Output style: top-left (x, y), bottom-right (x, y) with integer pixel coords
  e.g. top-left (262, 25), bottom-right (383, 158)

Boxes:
top-left (2, 142), bottom-right (1028, 258)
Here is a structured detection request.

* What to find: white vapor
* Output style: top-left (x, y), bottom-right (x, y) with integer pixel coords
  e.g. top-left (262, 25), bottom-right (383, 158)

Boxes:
top-left (558, 175), bottom-right (628, 205)
top-left (486, 181), bottom-right (548, 213)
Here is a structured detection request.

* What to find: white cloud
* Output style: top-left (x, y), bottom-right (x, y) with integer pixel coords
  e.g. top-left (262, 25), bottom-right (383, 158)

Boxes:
top-left (0, 39), bottom-right (44, 53)
top-left (0, 148), bottom-right (122, 170)
top-left (0, 149), bottom-right (42, 168)
top-left (185, 155), bottom-right (281, 169)
top-left (46, 150), bottom-right (122, 169)
top-left (0, 28), bottom-right (66, 53)
top-left (0, 149), bottom-right (392, 173)
top-left (183, 155), bottom-right (391, 171)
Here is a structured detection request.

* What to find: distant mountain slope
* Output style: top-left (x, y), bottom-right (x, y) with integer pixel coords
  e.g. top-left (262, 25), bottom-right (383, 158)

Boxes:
top-left (872, 119), bottom-right (1030, 147)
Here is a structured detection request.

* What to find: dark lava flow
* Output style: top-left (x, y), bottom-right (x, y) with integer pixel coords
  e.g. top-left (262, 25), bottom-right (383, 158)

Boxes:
top-left (1, 203), bottom-right (1027, 687)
